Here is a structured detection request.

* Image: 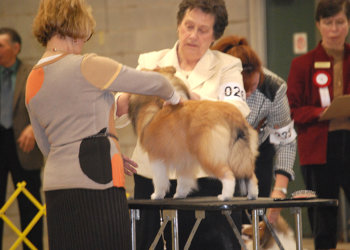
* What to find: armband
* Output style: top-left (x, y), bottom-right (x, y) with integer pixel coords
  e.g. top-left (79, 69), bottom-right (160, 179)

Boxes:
top-left (269, 120), bottom-right (297, 145)
top-left (218, 82), bottom-right (246, 101)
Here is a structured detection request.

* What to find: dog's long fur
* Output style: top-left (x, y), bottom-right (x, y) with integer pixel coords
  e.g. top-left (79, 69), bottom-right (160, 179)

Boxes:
top-left (242, 216), bottom-right (296, 250)
top-left (128, 67), bottom-right (259, 200)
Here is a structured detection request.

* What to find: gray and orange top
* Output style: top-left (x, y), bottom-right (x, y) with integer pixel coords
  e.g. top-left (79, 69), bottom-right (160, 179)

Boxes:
top-left (26, 53), bottom-right (179, 191)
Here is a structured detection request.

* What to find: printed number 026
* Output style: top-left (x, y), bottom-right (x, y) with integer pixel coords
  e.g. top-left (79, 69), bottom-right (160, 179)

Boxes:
top-left (225, 86), bottom-right (242, 98)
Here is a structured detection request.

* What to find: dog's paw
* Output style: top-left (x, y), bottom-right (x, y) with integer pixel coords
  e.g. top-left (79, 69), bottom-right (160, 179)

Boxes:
top-left (247, 185), bottom-right (259, 200)
top-left (173, 193), bottom-right (187, 199)
top-left (217, 194), bottom-right (232, 201)
top-left (238, 179), bottom-right (248, 196)
top-left (151, 192), bottom-right (165, 200)
top-left (218, 194), bottom-right (226, 201)
top-left (247, 193), bottom-right (258, 200)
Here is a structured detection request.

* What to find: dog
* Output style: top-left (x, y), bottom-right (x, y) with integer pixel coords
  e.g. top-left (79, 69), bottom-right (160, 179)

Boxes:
top-left (242, 215), bottom-right (296, 250)
top-left (128, 66), bottom-right (259, 201)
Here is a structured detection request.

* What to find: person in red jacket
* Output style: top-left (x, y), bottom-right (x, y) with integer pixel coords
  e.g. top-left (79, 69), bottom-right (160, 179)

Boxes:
top-left (287, 0), bottom-right (350, 249)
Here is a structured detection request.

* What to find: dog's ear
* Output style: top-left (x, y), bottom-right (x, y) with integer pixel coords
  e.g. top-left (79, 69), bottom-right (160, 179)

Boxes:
top-left (161, 66), bottom-right (176, 75)
top-left (140, 68), bottom-right (153, 72)
top-left (242, 224), bottom-right (253, 237)
top-left (142, 66), bottom-right (176, 75)
top-left (241, 221), bottom-right (266, 238)
top-left (153, 66), bottom-right (176, 75)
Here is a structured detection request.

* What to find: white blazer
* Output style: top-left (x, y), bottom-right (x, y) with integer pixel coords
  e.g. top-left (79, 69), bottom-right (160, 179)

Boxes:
top-left (131, 42), bottom-right (250, 179)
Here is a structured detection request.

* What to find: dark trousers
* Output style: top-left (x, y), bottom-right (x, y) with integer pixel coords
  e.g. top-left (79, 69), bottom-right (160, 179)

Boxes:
top-left (302, 130), bottom-right (350, 249)
top-left (0, 127), bottom-right (43, 250)
top-left (255, 139), bottom-right (276, 198)
top-left (134, 174), bottom-right (242, 250)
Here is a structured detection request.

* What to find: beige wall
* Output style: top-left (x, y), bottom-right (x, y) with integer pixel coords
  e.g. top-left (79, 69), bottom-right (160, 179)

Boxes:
top-left (0, 0), bottom-right (264, 67)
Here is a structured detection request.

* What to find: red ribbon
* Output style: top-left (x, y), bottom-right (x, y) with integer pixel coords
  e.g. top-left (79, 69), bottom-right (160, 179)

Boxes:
top-left (313, 70), bottom-right (331, 88)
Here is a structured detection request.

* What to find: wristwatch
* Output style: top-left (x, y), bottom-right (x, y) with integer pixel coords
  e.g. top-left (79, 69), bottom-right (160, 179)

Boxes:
top-left (273, 187), bottom-right (287, 195)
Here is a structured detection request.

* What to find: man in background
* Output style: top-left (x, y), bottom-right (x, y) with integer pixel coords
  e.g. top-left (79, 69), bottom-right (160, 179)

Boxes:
top-left (0, 27), bottom-right (43, 250)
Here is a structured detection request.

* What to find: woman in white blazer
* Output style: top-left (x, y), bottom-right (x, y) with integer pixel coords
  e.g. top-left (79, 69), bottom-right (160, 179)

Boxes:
top-left (116, 0), bottom-right (249, 249)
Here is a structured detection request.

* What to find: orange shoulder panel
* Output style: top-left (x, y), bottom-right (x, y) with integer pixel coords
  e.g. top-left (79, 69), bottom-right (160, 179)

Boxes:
top-left (26, 67), bottom-right (44, 105)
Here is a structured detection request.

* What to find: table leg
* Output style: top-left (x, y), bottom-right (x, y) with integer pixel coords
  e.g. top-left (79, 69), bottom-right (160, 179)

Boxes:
top-left (171, 210), bottom-right (179, 250)
top-left (261, 214), bottom-right (284, 250)
top-left (251, 209), bottom-right (261, 250)
top-left (130, 209), bottom-right (139, 250)
top-left (184, 210), bottom-right (205, 250)
top-left (149, 210), bottom-right (179, 250)
top-left (222, 210), bottom-right (248, 250)
top-left (290, 207), bottom-right (303, 250)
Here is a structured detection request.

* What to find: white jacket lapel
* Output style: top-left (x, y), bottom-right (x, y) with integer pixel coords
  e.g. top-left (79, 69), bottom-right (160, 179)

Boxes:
top-left (158, 43), bottom-right (180, 69)
top-left (187, 49), bottom-right (217, 89)
top-left (157, 43), bottom-right (217, 90)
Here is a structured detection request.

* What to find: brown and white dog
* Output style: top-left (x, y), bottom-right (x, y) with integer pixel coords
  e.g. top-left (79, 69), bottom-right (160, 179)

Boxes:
top-left (242, 216), bottom-right (296, 250)
top-left (128, 67), bottom-right (259, 201)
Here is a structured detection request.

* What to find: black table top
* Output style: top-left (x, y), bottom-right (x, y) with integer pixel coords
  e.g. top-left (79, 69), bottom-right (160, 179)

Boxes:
top-left (128, 196), bottom-right (338, 211)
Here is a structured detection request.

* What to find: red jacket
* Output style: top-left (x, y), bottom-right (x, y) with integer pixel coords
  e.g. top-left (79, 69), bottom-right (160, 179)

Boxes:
top-left (287, 42), bottom-right (350, 165)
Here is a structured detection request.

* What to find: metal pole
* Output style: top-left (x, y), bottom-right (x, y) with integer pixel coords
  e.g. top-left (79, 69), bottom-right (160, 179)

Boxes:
top-left (171, 210), bottom-right (179, 250)
top-left (251, 209), bottom-right (260, 250)
top-left (184, 210), bottom-right (205, 250)
top-left (222, 210), bottom-right (247, 250)
top-left (290, 207), bottom-right (303, 250)
top-left (262, 214), bottom-right (284, 250)
top-left (130, 209), bottom-right (139, 250)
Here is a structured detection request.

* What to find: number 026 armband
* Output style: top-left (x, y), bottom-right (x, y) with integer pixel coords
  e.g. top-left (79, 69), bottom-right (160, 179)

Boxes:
top-left (269, 121), bottom-right (297, 145)
top-left (218, 82), bottom-right (246, 102)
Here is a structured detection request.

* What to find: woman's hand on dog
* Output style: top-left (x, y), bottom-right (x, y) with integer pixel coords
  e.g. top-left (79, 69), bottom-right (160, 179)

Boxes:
top-left (122, 155), bottom-right (138, 176)
top-left (163, 96), bottom-right (186, 106)
top-left (190, 91), bottom-right (201, 100)
top-left (163, 91), bottom-right (199, 106)
top-left (163, 89), bottom-right (199, 106)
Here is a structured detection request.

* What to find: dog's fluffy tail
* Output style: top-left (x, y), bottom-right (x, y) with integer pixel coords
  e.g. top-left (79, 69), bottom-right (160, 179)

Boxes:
top-left (228, 119), bottom-right (259, 179)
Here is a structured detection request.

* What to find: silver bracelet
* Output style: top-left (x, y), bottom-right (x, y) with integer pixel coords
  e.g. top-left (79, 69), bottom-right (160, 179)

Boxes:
top-left (273, 187), bottom-right (287, 195)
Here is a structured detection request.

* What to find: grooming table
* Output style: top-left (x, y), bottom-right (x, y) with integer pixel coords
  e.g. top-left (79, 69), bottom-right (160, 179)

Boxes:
top-left (128, 197), bottom-right (338, 250)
